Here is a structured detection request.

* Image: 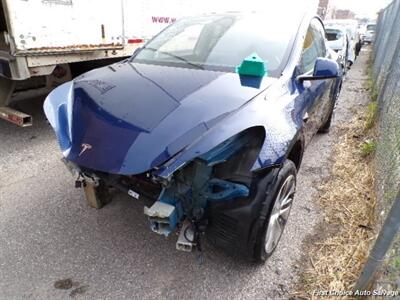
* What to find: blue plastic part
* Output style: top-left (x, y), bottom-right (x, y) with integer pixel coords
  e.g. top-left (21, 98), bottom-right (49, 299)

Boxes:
top-left (147, 188), bottom-right (183, 236)
top-left (158, 188), bottom-right (184, 216)
top-left (204, 179), bottom-right (249, 202)
top-left (313, 57), bottom-right (340, 78)
top-left (199, 132), bottom-right (252, 166)
top-left (152, 148), bottom-right (249, 233)
top-left (152, 183), bottom-right (188, 235)
top-left (148, 206), bottom-right (178, 237)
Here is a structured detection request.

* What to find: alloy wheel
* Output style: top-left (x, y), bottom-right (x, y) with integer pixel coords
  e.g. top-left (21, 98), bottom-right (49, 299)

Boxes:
top-left (264, 174), bottom-right (296, 254)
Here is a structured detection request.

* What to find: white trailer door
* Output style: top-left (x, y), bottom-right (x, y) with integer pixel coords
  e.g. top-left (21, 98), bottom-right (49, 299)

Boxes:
top-left (123, 0), bottom-right (187, 40)
top-left (4, 0), bottom-right (124, 55)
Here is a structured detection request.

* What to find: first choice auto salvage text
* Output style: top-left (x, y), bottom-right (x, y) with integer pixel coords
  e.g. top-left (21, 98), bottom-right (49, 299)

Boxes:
top-left (313, 289), bottom-right (399, 297)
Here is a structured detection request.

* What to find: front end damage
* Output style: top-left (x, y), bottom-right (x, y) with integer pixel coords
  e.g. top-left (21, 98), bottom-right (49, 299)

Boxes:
top-left (64, 128), bottom-right (269, 258)
top-left (43, 60), bottom-right (287, 260)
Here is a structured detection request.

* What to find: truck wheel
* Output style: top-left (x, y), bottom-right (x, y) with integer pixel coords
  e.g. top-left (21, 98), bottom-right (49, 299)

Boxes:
top-left (83, 181), bottom-right (112, 209)
top-left (252, 160), bottom-right (297, 263)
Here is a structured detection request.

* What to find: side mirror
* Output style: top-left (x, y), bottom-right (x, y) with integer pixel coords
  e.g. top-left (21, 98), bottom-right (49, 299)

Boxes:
top-left (297, 58), bottom-right (339, 82)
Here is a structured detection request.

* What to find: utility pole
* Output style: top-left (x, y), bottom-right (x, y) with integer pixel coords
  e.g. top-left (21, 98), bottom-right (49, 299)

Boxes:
top-left (354, 194), bottom-right (400, 291)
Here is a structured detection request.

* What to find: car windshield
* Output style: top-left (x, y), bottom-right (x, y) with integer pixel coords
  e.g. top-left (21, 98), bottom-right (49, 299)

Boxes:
top-left (326, 29), bottom-right (343, 41)
top-left (367, 24), bottom-right (376, 31)
top-left (131, 14), bottom-right (298, 78)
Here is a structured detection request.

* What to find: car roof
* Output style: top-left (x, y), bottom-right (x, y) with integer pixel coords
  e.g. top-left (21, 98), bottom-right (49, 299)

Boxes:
top-left (180, 11), bottom-right (309, 39)
top-left (195, 1), bottom-right (311, 18)
top-left (195, 10), bottom-right (307, 21)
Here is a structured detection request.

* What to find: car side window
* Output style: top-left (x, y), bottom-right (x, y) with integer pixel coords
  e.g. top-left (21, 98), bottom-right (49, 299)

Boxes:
top-left (300, 25), bottom-right (318, 73)
top-left (311, 19), bottom-right (327, 57)
top-left (299, 19), bottom-right (327, 74)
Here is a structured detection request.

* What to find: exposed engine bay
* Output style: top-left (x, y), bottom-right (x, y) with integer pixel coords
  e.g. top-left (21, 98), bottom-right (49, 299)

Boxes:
top-left (65, 129), bottom-right (265, 260)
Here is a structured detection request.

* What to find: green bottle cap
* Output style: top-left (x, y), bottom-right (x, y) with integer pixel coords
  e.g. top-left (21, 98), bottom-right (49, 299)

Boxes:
top-left (236, 53), bottom-right (268, 77)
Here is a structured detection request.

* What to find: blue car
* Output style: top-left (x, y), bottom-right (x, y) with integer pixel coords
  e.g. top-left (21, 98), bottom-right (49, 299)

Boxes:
top-left (44, 11), bottom-right (342, 262)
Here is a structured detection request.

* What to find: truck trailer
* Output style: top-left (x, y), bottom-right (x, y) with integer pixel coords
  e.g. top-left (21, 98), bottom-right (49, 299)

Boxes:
top-left (0, 0), bottom-right (193, 126)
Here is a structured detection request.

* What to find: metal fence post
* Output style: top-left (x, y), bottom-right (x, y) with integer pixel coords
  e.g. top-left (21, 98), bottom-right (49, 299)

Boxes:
top-left (354, 195), bottom-right (400, 291)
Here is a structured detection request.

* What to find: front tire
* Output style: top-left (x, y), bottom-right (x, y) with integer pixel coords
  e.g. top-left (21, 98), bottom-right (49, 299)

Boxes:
top-left (252, 160), bottom-right (297, 263)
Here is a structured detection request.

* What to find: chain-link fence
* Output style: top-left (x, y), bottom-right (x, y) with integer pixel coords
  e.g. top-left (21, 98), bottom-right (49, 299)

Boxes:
top-left (365, 0), bottom-right (400, 291)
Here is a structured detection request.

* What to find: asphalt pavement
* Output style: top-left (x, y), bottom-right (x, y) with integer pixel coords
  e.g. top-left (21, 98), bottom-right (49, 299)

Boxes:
top-left (0, 49), bottom-right (371, 300)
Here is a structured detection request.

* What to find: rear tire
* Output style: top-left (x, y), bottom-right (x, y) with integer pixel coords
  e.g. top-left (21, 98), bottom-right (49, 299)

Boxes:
top-left (318, 111), bottom-right (333, 133)
top-left (319, 81), bottom-right (341, 134)
top-left (252, 160), bottom-right (297, 263)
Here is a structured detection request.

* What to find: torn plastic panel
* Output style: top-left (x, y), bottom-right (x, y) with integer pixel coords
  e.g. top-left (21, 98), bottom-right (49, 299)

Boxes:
top-left (43, 81), bottom-right (74, 155)
top-left (152, 91), bottom-right (298, 180)
top-left (143, 129), bottom-right (264, 236)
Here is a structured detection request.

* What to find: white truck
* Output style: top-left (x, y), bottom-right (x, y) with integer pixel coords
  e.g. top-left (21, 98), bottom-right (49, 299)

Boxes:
top-left (0, 0), bottom-right (209, 126)
top-left (0, 0), bottom-right (316, 126)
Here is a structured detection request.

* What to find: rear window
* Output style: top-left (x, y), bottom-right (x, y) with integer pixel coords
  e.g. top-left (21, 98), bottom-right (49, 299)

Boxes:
top-left (326, 30), bottom-right (342, 41)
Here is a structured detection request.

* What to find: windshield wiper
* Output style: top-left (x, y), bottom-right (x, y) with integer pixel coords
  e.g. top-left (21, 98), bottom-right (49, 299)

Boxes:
top-left (141, 47), bottom-right (204, 70)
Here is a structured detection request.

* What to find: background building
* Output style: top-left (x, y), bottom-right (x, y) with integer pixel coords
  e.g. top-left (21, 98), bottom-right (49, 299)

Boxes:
top-left (334, 9), bottom-right (356, 19)
top-left (317, 0), bottom-right (336, 19)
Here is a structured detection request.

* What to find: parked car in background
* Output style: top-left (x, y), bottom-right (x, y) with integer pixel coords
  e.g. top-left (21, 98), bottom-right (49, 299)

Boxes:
top-left (325, 19), bottom-right (362, 66)
top-left (325, 26), bottom-right (349, 73)
top-left (44, 10), bottom-right (342, 263)
top-left (357, 24), bottom-right (366, 44)
top-left (364, 23), bottom-right (376, 44)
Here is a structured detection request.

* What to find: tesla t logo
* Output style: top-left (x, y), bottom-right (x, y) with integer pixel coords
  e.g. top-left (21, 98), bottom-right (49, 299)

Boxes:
top-left (79, 143), bottom-right (92, 156)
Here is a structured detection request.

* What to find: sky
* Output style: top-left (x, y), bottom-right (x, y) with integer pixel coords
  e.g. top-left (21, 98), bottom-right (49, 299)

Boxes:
top-left (190, 0), bottom-right (391, 19)
top-left (332, 0), bottom-right (392, 18)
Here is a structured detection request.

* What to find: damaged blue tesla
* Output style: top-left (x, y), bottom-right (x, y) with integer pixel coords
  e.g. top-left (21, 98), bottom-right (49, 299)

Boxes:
top-left (44, 11), bottom-right (342, 262)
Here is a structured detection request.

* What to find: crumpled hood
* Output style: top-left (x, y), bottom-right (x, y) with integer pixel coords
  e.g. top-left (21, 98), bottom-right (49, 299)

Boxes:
top-left (44, 61), bottom-right (276, 174)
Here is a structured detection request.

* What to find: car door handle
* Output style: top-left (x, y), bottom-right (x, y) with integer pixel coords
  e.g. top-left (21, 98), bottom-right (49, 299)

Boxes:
top-left (303, 112), bottom-right (309, 122)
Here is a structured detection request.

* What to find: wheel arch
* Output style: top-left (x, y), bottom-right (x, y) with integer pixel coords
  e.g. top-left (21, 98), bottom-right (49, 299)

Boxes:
top-left (285, 133), bottom-right (305, 170)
